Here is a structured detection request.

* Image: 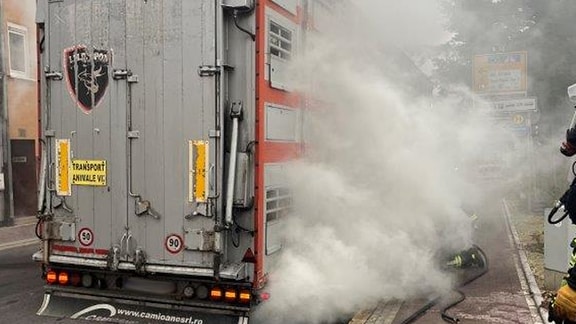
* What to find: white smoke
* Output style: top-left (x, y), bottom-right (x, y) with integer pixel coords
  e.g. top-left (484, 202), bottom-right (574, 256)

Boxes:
top-left (355, 0), bottom-right (452, 46)
top-left (253, 1), bottom-right (503, 323)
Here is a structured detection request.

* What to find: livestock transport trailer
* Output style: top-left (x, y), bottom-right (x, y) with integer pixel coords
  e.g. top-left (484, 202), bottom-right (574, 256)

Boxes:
top-left (33, 0), bottom-right (330, 322)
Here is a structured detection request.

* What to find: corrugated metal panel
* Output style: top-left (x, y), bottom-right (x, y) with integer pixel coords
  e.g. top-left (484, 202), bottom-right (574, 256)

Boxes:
top-left (125, 0), bottom-right (219, 266)
top-left (46, 0), bottom-right (127, 253)
top-left (45, 0), bottom-right (221, 269)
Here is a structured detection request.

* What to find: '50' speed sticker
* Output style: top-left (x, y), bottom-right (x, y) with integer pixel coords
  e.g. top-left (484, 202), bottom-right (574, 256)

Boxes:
top-left (78, 228), bottom-right (94, 246)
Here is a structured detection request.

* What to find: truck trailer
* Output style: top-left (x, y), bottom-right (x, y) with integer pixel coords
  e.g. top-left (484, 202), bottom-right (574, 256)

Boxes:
top-left (33, 0), bottom-right (327, 322)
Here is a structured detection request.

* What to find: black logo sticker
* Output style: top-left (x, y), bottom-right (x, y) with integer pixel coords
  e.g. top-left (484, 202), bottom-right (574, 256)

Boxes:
top-left (64, 45), bottom-right (111, 114)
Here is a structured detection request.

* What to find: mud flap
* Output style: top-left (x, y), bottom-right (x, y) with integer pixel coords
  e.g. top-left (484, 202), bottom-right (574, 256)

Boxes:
top-left (37, 292), bottom-right (249, 324)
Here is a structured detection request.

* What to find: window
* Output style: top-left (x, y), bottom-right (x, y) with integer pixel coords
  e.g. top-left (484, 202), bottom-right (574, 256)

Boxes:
top-left (265, 187), bottom-right (292, 255)
top-left (267, 17), bottom-right (296, 90)
top-left (7, 23), bottom-right (28, 78)
top-left (269, 21), bottom-right (292, 61)
top-left (265, 187), bottom-right (292, 221)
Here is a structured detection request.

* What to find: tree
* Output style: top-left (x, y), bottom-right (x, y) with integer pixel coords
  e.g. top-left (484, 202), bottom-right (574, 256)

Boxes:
top-left (435, 0), bottom-right (576, 135)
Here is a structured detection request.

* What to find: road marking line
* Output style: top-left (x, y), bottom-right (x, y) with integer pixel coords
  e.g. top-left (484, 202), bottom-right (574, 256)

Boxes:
top-left (0, 238), bottom-right (39, 252)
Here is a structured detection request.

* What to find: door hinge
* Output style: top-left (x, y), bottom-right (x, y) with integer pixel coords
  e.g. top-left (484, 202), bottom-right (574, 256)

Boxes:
top-left (198, 65), bottom-right (220, 77)
top-left (113, 69), bottom-right (139, 83)
top-left (198, 64), bottom-right (234, 77)
top-left (45, 71), bottom-right (63, 80)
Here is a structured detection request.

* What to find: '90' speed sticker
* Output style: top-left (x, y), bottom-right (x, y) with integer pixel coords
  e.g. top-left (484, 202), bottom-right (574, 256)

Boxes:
top-left (165, 234), bottom-right (184, 254)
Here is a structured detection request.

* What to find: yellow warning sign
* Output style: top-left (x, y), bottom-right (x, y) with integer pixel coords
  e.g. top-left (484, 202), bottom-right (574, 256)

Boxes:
top-left (71, 160), bottom-right (107, 186)
top-left (56, 139), bottom-right (71, 196)
top-left (473, 51), bottom-right (527, 94)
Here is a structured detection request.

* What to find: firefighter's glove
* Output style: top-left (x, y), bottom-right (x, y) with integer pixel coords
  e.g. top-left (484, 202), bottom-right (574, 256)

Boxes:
top-left (550, 285), bottom-right (576, 323)
top-left (561, 128), bottom-right (576, 157)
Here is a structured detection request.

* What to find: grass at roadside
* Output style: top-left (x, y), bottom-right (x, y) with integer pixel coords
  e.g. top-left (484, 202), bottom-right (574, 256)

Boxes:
top-left (506, 198), bottom-right (545, 289)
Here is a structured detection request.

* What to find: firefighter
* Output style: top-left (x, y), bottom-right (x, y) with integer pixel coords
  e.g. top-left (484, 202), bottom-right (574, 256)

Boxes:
top-left (548, 127), bottom-right (576, 324)
top-left (560, 128), bottom-right (576, 157)
top-left (444, 206), bottom-right (484, 270)
top-left (548, 238), bottom-right (576, 324)
top-left (445, 245), bottom-right (484, 269)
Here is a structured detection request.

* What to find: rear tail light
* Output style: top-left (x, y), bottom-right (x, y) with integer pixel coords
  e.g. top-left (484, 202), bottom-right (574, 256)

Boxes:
top-left (58, 271), bottom-right (69, 285)
top-left (239, 290), bottom-right (251, 303)
top-left (224, 289), bottom-right (237, 302)
top-left (81, 274), bottom-right (94, 288)
top-left (183, 285), bottom-right (195, 298)
top-left (97, 278), bottom-right (107, 289)
top-left (209, 287), bottom-right (223, 301)
top-left (70, 272), bottom-right (81, 286)
top-left (196, 285), bottom-right (209, 299)
top-left (207, 286), bottom-right (251, 304)
top-left (46, 271), bottom-right (58, 284)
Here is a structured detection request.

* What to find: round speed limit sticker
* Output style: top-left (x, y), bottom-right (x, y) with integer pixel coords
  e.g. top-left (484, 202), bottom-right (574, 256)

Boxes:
top-left (78, 228), bottom-right (94, 246)
top-left (165, 234), bottom-right (184, 254)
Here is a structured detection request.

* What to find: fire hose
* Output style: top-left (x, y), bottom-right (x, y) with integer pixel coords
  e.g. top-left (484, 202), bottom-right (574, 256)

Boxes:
top-left (399, 244), bottom-right (489, 324)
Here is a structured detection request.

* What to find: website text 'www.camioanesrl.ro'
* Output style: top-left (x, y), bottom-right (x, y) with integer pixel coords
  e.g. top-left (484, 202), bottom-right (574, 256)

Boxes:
top-left (115, 308), bottom-right (204, 324)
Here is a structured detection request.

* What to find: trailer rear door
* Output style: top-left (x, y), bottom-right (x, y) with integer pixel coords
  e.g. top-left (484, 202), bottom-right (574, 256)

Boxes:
top-left (44, 0), bottom-right (223, 273)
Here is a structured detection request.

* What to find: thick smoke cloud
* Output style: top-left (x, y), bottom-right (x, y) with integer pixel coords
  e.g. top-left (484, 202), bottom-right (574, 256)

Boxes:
top-left (252, 1), bottom-right (499, 323)
top-left (355, 0), bottom-right (452, 46)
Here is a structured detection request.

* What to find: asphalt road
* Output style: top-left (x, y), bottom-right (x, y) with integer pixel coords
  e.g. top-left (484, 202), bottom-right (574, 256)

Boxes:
top-left (0, 244), bottom-right (91, 324)
top-left (391, 194), bottom-right (540, 323)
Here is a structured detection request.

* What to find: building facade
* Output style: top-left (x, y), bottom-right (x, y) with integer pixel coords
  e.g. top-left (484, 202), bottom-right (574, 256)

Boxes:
top-left (0, 0), bottom-right (38, 224)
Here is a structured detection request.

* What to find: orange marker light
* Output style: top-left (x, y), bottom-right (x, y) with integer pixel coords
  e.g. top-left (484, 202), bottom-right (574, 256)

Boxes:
top-left (209, 287), bottom-right (223, 301)
top-left (46, 271), bottom-right (58, 284)
top-left (239, 290), bottom-right (251, 303)
top-left (58, 271), bottom-right (69, 285)
top-left (224, 289), bottom-right (237, 302)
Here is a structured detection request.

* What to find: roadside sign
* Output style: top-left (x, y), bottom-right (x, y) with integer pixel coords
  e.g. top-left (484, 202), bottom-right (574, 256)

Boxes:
top-left (512, 114), bottom-right (525, 125)
top-left (490, 97), bottom-right (537, 113)
top-left (473, 52), bottom-right (527, 94)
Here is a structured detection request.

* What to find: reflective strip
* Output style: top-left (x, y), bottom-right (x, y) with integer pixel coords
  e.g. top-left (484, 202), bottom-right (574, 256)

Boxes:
top-left (570, 253), bottom-right (576, 268)
top-left (189, 140), bottom-right (209, 202)
top-left (56, 139), bottom-right (71, 196)
top-left (52, 244), bottom-right (108, 255)
top-left (237, 316), bottom-right (249, 324)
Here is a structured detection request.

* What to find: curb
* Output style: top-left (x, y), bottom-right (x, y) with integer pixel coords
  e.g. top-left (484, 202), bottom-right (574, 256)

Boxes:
top-left (14, 215), bottom-right (37, 226)
top-left (502, 198), bottom-right (547, 323)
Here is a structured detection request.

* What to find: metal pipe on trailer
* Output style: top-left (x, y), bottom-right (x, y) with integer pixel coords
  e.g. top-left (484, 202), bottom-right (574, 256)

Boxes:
top-left (214, 0), bottom-right (227, 279)
top-left (225, 103), bottom-right (242, 227)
